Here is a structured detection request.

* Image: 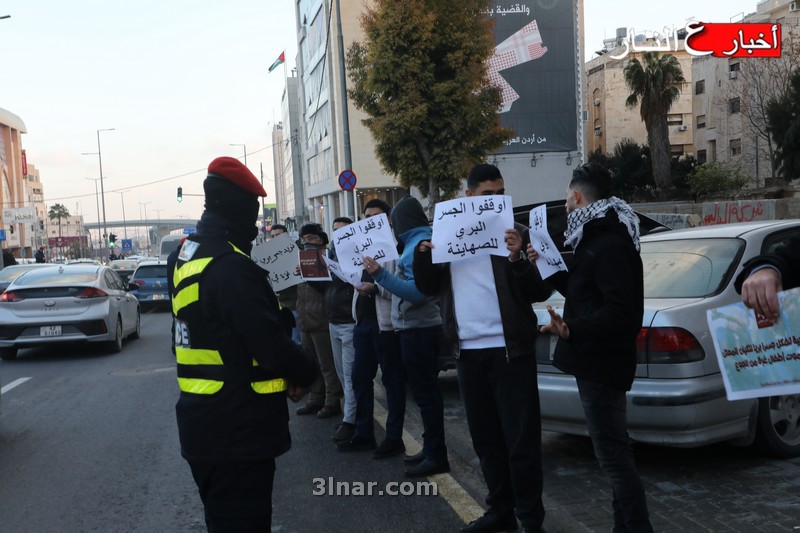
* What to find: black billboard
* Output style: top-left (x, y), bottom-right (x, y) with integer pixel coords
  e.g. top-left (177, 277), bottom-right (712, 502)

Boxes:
top-left (488, 1), bottom-right (578, 154)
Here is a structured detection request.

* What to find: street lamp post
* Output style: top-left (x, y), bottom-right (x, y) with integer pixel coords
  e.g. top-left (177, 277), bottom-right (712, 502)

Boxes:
top-left (84, 177), bottom-right (102, 252)
top-left (82, 128), bottom-right (115, 252)
top-left (231, 142), bottom-right (267, 230)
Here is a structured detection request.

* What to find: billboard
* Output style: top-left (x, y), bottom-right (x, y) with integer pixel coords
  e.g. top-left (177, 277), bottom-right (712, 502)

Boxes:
top-left (489, 0), bottom-right (578, 154)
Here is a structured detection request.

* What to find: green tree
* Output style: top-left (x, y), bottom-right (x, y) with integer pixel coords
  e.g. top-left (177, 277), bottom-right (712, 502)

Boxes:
top-left (766, 68), bottom-right (800, 181)
top-left (347, 0), bottom-right (511, 207)
top-left (623, 51), bottom-right (685, 189)
top-left (687, 162), bottom-right (748, 198)
top-left (48, 203), bottom-right (70, 237)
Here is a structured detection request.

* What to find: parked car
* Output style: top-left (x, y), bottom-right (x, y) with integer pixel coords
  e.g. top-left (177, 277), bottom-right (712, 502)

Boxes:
top-left (533, 220), bottom-right (800, 457)
top-left (128, 260), bottom-right (170, 309)
top-left (0, 264), bottom-right (54, 293)
top-left (108, 259), bottom-right (139, 283)
top-left (0, 264), bottom-right (140, 359)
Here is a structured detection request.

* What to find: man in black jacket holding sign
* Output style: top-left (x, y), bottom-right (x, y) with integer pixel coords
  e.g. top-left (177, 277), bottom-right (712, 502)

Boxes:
top-left (414, 164), bottom-right (551, 533)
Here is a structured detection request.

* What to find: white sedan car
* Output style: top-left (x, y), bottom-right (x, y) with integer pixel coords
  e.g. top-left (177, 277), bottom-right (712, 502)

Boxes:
top-left (0, 264), bottom-right (140, 360)
top-left (535, 220), bottom-right (800, 457)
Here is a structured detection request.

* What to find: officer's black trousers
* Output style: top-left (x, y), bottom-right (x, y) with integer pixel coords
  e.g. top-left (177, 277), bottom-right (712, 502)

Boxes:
top-left (188, 458), bottom-right (276, 532)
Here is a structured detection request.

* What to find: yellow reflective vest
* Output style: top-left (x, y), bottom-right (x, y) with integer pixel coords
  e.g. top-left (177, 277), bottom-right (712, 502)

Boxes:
top-left (171, 237), bottom-right (287, 396)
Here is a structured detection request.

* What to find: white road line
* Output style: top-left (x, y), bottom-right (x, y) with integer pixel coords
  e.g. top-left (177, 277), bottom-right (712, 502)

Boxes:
top-left (373, 401), bottom-right (484, 525)
top-left (1, 377), bottom-right (32, 394)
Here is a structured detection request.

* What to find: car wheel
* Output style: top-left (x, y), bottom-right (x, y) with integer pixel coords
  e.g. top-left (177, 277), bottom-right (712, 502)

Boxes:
top-left (107, 317), bottom-right (123, 354)
top-left (753, 395), bottom-right (800, 458)
top-left (129, 309), bottom-right (141, 340)
top-left (0, 347), bottom-right (18, 360)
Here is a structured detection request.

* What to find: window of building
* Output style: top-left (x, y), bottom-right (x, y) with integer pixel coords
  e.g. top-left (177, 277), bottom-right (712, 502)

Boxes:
top-left (697, 149), bottom-right (707, 164)
top-left (729, 97), bottom-right (741, 114)
top-left (730, 138), bottom-right (742, 156)
top-left (670, 145), bottom-right (685, 156)
top-left (667, 114), bottom-right (683, 126)
top-left (695, 80), bottom-right (705, 95)
top-left (697, 115), bottom-right (706, 128)
top-left (729, 61), bottom-right (741, 72)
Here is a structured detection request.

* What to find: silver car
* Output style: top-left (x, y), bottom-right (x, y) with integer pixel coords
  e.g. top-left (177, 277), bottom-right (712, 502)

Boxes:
top-left (0, 264), bottom-right (141, 360)
top-left (534, 220), bottom-right (800, 457)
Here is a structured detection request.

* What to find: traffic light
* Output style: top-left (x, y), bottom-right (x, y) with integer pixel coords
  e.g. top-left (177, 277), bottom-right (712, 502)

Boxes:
top-left (177, 186), bottom-right (183, 203)
top-left (109, 233), bottom-right (117, 247)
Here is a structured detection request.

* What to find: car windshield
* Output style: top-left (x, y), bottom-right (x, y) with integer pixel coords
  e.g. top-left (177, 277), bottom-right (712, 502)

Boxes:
top-left (110, 261), bottom-right (137, 270)
top-left (135, 265), bottom-right (167, 278)
top-left (13, 271), bottom-right (98, 286)
top-left (0, 265), bottom-right (42, 282)
top-left (641, 238), bottom-right (743, 298)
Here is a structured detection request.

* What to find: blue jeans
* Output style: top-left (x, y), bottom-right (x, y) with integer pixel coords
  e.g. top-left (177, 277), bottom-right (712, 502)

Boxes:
top-left (352, 318), bottom-right (406, 440)
top-left (398, 326), bottom-right (447, 463)
top-left (576, 378), bottom-right (653, 533)
top-left (329, 322), bottom-right (356, 424)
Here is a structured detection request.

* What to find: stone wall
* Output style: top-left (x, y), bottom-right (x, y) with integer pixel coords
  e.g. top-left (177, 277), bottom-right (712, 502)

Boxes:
top-left (632, 197), bottom-right (800, 229)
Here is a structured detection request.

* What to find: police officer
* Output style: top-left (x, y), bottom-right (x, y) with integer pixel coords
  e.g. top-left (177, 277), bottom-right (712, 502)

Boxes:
top-left (172, 156), bottom-right (319, 532)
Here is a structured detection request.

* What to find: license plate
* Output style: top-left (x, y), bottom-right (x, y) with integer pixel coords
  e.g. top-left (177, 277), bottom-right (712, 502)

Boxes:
top-left (41, 325), bottom-right (62, 337)
top-left (549, 334), bottom-right (558, 361)
top-left (152, 294), bottom-right (165, 300)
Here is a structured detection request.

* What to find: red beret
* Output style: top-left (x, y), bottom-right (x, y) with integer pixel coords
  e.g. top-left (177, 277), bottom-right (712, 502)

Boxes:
top-left (207, 157), bottom-right (267, 197)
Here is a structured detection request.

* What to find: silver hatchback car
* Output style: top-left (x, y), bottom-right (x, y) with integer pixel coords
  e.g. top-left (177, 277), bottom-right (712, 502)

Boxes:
top-left (534, 220), bottom-right (800, 457)
top-left (0, 264), bottom-right (141, 360)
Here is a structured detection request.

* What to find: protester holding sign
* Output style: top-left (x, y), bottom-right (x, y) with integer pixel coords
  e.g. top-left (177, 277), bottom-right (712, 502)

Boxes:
top-left (340, 199), bottom-right (406, 460)
top-left (326, 217), bottom-right (358, 443)
top-left (414, 163), bottom-right (551, 533)
top-left (362, 195), bottom-right (448, 478)
top-left (294, 223), bottom-right (343, 420)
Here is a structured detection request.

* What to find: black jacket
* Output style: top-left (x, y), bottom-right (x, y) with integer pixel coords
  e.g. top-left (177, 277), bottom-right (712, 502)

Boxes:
top-left (547, 211), bottom-right (643, 391)
top-left (174, 212), bottom-right (319, 463)
top-left (325, 247), bottom-right (355, 325)
top-left (735, 234), bottom-right (800, 293)
top-left (413, 222), bottom-right (551, 359)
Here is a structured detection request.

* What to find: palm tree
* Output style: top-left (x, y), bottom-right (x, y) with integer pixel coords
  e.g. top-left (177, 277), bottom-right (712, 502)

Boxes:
top-left (48, 203), bottom-right (70, 238)
top-left (624, 51), bottom-right (685, 189)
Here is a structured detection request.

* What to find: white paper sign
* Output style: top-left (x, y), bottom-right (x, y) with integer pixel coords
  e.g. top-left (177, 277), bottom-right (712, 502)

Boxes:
top-left (323, 254), bottom-right (365, 289)
top-left (528, 205), bottom-right (567, 279)
top-left (431, 195), bottom-right (514, 264)
top-left (331, 213), bottom-right (399, 273)
top-left (250, 232), bottom-right (303, 292)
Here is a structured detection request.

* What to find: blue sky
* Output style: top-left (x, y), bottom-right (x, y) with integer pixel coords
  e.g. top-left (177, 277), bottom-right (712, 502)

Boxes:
top-left (0, 0), bottom-right (760, 224)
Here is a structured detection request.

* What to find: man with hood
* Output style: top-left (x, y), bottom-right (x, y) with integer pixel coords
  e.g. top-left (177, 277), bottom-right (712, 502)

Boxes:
top-left (171, 156), bottom-right (319, 531)
top-left (362, 195), bottom-right (448, 477)
top-left (529, 162), bottom-right (653, 532)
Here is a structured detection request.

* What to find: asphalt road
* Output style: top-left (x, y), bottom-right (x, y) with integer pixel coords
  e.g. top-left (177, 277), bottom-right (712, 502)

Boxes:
top-left (2, 308), bottom-right (800, 532)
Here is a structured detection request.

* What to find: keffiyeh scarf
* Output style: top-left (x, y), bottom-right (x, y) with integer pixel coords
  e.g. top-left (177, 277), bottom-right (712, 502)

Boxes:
top-left (563, 197), bottom-right (640, 251)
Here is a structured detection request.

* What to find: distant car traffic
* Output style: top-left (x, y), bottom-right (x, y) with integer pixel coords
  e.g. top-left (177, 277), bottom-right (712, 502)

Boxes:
top-left (108, 259), bottom-right (139, 283)
top-left (0, 264), bottom-right (140, 359)
top-left (128, 260), bottom-right (170, 309)
top-left (0, 264), bottom-right (53, 293)
top-left (533, 220), bottom-right (800, 457)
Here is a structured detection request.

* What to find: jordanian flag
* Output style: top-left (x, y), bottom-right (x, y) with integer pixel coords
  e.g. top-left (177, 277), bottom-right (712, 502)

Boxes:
top-left (268, 51), bottom-right (285, 73)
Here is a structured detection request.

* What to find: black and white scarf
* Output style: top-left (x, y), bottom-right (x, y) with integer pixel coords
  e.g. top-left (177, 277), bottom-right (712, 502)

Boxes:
top-left (563, 197), bottom-right (640, 251)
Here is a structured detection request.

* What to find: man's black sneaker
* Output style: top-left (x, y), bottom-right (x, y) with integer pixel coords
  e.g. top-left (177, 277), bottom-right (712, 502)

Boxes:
top-left (404, 458), bottom-right (450, 478)
top-left (336, 434), bottom-right (377, 452)
top-left (372, 438), bottom-right (406, 459)
top-left (460, 510), bottom-right (518, 533)
top-left (331, 422), bottom-right (355, 442)
top-left (402, 450), bottom-right (425, 465)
